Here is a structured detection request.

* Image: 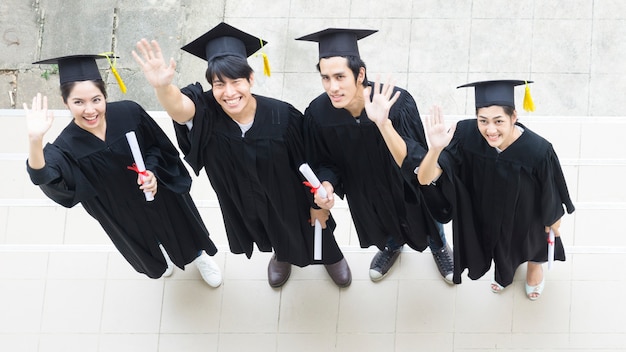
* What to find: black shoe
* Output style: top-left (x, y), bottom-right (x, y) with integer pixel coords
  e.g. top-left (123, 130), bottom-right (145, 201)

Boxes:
top-left (369, 246), bottom-right (402, 282)
top-left (268, 254), bottom-right (291, 288)
top-left (432, 243), bottom-right (454, 284)
top-left (325, 258), bottom-right (352, 287)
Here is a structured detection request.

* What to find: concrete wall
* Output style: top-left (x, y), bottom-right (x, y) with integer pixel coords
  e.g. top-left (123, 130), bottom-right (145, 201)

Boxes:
top-left (1, 0), bottom-right (625, 117)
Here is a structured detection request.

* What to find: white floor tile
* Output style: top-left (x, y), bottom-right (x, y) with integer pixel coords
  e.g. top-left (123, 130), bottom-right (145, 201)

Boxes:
top-left (40, 279), bottom-right (105, 333)
top-left (100, 280), bottom-right (164, 333)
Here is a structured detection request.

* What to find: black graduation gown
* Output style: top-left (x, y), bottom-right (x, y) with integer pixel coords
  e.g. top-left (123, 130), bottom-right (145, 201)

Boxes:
top-left (172, 83), bottom-right (342, 267)
top-left (27, 100), bottom-right (217, 279)
top-left (303, 84), bottom-right (442, 252)
top-left (433, 119), bottom-right (575, 286)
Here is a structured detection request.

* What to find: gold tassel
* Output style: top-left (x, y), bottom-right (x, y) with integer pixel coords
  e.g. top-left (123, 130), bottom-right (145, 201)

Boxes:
top-left (111, 66), bottom-right (127, 94)
top-left (523, 80), bottom-right (534, 112)
top-left (99, 52), bottom-right (127, 94)
top-left (262, 52), bottom-right (271, 77)
top-left (259, 39), bottom-right (271, 77)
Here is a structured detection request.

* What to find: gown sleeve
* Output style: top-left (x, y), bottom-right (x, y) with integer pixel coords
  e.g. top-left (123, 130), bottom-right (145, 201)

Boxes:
top-left (130, 101), bottom-right (192, 195)
top-left (426, 121), bottom-right (490, 283)
top-left (303, 105), bottom-right (344, 197)
top-left (284, 104), bottom-right (319, 208)
top-left (26, 143), bottom-right (96, 208)
top-left (538, 144), bottom-right (576, 226)
top-left (389, 88), bottom-right (429, 185)
top-left (418, 123), bottom-right (466, 224)
top-left (172, 82), bottom-right (214, 175)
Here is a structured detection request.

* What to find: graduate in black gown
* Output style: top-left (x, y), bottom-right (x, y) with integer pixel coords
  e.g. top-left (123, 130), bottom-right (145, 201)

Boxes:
top-left (133, 23), bottom-right (351, 287)
top-left (296, 28), bottom-right (452, 283)
top-left (417, 80), bottom-right (575, 300)
top-left (25, 55), bottom-right (222, 286)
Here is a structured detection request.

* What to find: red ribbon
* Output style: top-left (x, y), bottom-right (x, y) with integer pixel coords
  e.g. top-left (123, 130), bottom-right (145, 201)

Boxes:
top-left (127, 163), bottom-right (149, 177)
top-left (547, 235), bottom-right (555, 245)
top-left (303, 181), bottom-right (320, 194)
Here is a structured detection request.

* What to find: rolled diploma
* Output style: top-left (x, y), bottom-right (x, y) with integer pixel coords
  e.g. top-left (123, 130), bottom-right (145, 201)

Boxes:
top-left (299, 163), bottom-right (327, 260)
top-left (547, 229), bottom-right (555, 270)
top-left (125, 131), bottom-right (154, 201)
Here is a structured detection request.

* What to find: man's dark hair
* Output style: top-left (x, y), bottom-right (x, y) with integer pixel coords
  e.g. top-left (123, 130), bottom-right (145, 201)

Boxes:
top-left (316, 55), bottom-right (368, 87)
top-left (205, 55), bottom-right (254, 85)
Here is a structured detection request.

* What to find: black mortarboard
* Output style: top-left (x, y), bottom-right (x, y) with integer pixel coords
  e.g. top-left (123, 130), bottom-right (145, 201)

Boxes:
top-left (181, 22), bottom-right (267, 63)
top-left (295, 28), bottom-right (377, 59)
top-left (33, 55), bottom-right (107, 84)
top-left (457, 79), bottom-right (535, 111)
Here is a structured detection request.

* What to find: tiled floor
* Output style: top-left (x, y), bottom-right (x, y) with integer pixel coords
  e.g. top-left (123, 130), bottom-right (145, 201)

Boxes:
top-left (2, 244), bottom-right (626, 351)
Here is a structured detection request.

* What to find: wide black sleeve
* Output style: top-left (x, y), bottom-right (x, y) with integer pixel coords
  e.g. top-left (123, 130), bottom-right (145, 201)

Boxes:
top-left (26, 144), bottom-right (96, 208)
top-left (172, 82), bottom-right (213, 175)
top-left (131, 102), bottom-right (192, 194)
top-left (419, 121), bottom-right (469, 223)
top-left (284, 105), bottom-right (319, 208)
top-left (302, 106), bottom-right (344, 198)
top-left (389, 89), bottom-right (429, 185)
top-left (538, 144), bottom-right (576, 226)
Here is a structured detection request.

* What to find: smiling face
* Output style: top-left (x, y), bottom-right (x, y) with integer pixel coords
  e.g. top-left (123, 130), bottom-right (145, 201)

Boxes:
top-left (211, 73), bottom-right (256, 121)
top-left (476, 105), bottom-right (519, 150)
top-left (318, 56), bottom-right (365, 116)
top-left (64, 80), bottom-right (107, 135)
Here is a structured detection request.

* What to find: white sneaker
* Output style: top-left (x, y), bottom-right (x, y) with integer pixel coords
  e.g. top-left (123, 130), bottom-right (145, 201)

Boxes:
top-left (195, 252), bottom-right (222, 287)
top-left (159, 245), bottom-right (174, 278)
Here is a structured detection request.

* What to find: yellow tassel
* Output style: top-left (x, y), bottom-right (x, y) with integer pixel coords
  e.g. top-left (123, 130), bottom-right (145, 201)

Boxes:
top-left (258, 38), bottom-right (271, 77)
top-left (523, 81), bottom-right (534, 112)
top-left (262, 52), bottom-right (271, 77)
top-left (99, 52), bottom-right (127, 94)
top-left (111, 66), bottom-right (127, 94)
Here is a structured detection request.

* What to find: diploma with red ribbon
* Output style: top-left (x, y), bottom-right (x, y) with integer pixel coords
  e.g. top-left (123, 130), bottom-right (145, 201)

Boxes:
top-left (125, 131), bottom-right (154, 201)
top-left (299, 163), bottom-right (327, 260)
top-left (547, 229), bottom-right (555, 270)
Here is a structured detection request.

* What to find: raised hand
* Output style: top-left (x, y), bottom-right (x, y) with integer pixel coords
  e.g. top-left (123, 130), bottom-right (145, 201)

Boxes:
top-left (24, 93), bottom-right (54, 142)
top-left (425, 105), bottom-right (456, 151)
top-left (363, 75), bottom-right (400, 127)
top-left (132, 39), bottom-right (177, 88)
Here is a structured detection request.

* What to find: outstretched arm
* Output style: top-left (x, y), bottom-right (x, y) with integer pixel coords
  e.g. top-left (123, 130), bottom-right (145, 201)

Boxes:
top-left (24, 93), bottom-right (54, 170)
top-left (417, 105), bottom-right (456, 185)
top-left (132, 39), bottom-right (196, 123)
top-left (363, 76), bottom-right (405, 167)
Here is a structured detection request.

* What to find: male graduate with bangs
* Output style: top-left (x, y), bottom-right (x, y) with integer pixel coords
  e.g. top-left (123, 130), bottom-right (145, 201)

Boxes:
top-left (134, 23), bottom-right (352, 288)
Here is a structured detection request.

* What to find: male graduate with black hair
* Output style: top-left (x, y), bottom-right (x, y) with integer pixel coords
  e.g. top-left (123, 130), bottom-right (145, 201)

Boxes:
top-left (417, 80), bottom-right (575, 300)
top-left (296, 28), bottom-right (453, 283)
top-left (133, 22), bottom-right (352, 288)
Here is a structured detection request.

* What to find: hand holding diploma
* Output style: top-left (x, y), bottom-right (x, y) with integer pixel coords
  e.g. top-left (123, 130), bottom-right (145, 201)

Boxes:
top-left (546, 218), bottom-right (562, 270)
top-left (547, 229), bottom-right (555, 270)
top-left (299, 163), bottom-right (328, 261)
top-left (126, 131), bottom-right (155, 201)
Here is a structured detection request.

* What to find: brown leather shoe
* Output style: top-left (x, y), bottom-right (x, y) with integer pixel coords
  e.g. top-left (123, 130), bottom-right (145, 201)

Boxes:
top-left (267, 254), bottom-right (291, 288)
top-left (325, 257), bottom-right (352, 287)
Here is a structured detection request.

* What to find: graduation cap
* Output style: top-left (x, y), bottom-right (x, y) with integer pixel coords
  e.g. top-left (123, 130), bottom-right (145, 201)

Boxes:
top-left (181, 22), bottom-right (271, 76)
top-left (33, 53), bottom-right (127, 93)
top-left (457, 79), bottom-right (535, 112)
top-left (295, 28), bottom-right (378, 59)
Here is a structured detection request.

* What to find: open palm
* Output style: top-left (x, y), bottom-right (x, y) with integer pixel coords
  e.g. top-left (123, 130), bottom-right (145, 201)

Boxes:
top-left (132, 39), bottom-right (176, 88)
top-left (364, 76), bottom-right (400, 127)
top-left (425, 105), bottom-right (456, 150)
top-left (24, 93), bottom-right (54, 140)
